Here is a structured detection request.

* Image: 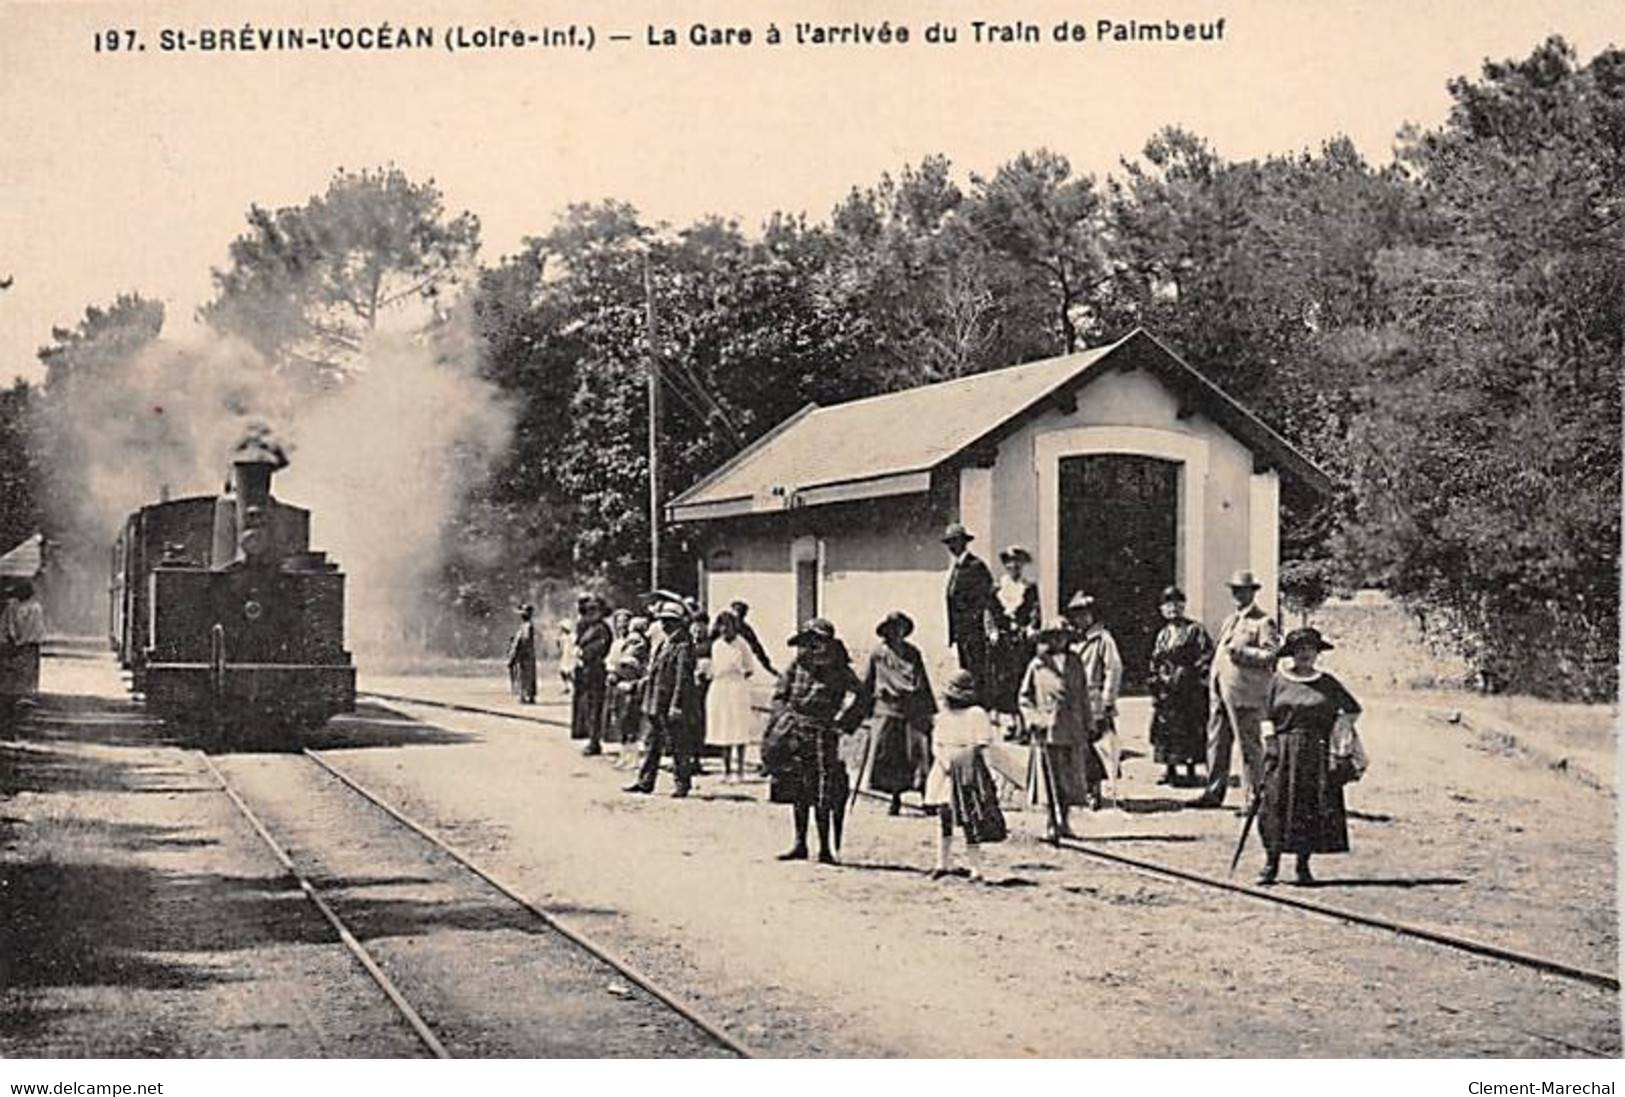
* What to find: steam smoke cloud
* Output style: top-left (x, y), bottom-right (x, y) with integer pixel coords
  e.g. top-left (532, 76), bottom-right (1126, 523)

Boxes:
top-left (277, 334), bottom-right (513, 652)
top-left (46, 325), bottom-right (514, 655)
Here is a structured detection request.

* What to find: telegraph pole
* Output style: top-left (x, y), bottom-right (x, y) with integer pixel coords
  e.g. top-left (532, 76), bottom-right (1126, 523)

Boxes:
top-left (645, 249), bottom-right (661, 593)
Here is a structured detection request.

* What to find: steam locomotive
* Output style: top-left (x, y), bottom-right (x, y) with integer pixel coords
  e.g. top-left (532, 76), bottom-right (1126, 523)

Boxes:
top-left (109, 433), bottom-right (356, 742)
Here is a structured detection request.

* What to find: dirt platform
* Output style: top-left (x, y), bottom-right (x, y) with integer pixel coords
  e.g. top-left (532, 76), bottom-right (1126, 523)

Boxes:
top-left (3, 654), bottom-right (1616, 1057)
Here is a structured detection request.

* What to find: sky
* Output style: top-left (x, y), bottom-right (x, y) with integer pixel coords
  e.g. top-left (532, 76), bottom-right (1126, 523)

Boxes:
top-left (1, 0), bottom-right (1620, 385)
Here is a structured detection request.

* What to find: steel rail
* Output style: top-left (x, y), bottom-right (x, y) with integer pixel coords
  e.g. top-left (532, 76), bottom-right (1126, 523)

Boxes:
top-left (301, 747), bottom-right (757, 1059)
top-left (356, 687), bottom-right (1621, 996)
top-left (197, 752), bottom-right (452, 1059)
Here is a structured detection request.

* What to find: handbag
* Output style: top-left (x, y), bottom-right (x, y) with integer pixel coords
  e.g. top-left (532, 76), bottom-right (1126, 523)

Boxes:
top-left (760, 706), bottom-right (805, 775)
top-left (1329, 712), bottom-right (1369, 784)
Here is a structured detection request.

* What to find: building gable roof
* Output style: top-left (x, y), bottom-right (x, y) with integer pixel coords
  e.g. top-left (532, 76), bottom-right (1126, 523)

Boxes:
top-left (669, 329), bottom-right (1331, 522)
top-left (0, 533), bottom-right (43, 577)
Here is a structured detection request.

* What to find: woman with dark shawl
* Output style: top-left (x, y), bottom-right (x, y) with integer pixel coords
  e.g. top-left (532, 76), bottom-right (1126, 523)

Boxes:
top-left (764, 618), bottom-right (869, 865)
top-left (1147, 586), bottom-right (1214, 786)
top-left (1256, 627), bottom-right (1362, 886)
top-left (862, 611), bottom-right (936, 815)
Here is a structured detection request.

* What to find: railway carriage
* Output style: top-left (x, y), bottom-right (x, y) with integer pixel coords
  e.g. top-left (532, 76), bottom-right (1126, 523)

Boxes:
top-left (109, 435), bottom-right (356, 741)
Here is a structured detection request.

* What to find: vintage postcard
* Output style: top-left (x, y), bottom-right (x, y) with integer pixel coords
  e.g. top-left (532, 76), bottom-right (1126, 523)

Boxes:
top-left (0, 0), bottom-right (1618, 1081)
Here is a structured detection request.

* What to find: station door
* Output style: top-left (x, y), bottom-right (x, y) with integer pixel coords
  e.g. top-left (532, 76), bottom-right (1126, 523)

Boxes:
top-left (1057, 454), bottom-right (1179, 694)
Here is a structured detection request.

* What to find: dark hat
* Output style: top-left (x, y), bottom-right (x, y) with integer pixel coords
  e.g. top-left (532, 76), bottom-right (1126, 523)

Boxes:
top-left (1226, 569), bottom-right (1263, 590)
top-left (998, 545), bottom-right (1032, 564)
top-left (577, 592), bottom-right (600, 607)
top-left (787, 617), bottom-right (836, 646)
top-left (941, 669), bottom-right (979, 707)
top-left (1281, 626), bottom-right (1335, 653)
top-left (875, 610), bottom-right (915, 639)
top-left (1065, 591), bottom-right (1097, 613)
top-left (729, 599), bottom-right (750, 614)
top-left (517, 602), bottom-right (535, 618)
top-left (1159, 586), bottom-right (1186, 604)
top-left (941, 523), bottom-right (974, 544)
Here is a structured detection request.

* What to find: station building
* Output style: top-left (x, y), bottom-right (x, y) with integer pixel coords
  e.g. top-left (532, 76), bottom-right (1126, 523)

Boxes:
top-left (666, 329), bottom-right (1332, 683)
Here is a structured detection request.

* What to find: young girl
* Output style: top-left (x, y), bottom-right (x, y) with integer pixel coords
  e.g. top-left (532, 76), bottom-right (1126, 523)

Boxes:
top-left (924, 670), bottom-right (999, 880)
top-left (704, 610), bottom-right (759, 782)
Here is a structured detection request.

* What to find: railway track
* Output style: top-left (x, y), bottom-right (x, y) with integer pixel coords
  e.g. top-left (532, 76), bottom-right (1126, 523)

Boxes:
top-left (360, 687), bottom-right (1621, 999)
top-left (200, 741), bottom-right (755, 1059)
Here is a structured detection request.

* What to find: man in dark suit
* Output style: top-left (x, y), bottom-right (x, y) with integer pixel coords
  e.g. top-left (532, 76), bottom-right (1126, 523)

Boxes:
top-left (625, 602), bottom-right (702, 797)
top-left (942, 523), bottom-right (997, 704)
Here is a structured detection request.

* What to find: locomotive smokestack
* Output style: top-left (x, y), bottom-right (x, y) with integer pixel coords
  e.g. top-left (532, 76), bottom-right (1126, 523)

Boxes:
top-left (230, 423), bottom-right (289, 511)
top-left (228, 423), bottom-right (290, 567)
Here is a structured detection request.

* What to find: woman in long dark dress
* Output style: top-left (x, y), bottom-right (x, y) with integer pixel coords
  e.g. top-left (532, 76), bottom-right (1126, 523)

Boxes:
top-left (506, 604), bottom-right (538, 704)
top-left (1256, 626), bottom-right (1362, 886)
top-left (862, 611), bottom-right (936, 815)
top-left (990, 546), bottom-right (1041, 737)
top-left (765, 619), bottom-right (868, 865)
top-left (1147, 586), bottom-right (1214, 786)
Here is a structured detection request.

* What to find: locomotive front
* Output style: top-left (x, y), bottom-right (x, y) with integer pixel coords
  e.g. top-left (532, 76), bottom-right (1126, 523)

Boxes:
top-left (112, 431), bottom-right (356, 740)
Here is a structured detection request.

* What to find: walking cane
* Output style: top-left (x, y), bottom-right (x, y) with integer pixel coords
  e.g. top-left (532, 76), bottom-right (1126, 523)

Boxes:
top-left (1229, 797), bottom-right (1261, 876)
top-left (847, 722), bottom-right (874, 813)
top-left (1035, 740), bottom-right (1064, 842)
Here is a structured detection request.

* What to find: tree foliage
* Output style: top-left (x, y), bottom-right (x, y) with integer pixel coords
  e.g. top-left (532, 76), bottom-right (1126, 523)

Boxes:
top-left (203, 166), bottom-right (480, 386)
top-left (0, 379), bottom-right (38, 553)
top-left (19, 37), bottom-right (1619, 693)
top-left (1334, 37), bottom-right (1623, 699)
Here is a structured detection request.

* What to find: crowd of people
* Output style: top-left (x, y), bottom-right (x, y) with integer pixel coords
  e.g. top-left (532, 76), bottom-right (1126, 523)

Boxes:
top-left (505, 522), bottom-right (1366, 885)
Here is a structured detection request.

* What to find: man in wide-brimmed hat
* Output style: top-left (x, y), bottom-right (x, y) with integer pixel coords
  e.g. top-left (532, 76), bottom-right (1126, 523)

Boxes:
top-left (626, 600), bottom-right (703, 797)
top-left (1193, 568), bottom-right (1281, 809)
top-left (941, 522), bottom-right (996, 704)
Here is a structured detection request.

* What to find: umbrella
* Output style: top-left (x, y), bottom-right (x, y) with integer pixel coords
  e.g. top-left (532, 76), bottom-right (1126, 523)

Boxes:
top-left (1229, 798), bottom-right (1261, 875)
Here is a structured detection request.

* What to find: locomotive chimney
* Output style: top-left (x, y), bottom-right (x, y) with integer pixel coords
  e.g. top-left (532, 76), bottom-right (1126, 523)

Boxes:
top-left (227, 424), bottom-right (290, 568)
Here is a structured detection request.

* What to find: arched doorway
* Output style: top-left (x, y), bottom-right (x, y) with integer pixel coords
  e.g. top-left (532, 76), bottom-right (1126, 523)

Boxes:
top-left (1058, 454), bottom-right (1180, 694)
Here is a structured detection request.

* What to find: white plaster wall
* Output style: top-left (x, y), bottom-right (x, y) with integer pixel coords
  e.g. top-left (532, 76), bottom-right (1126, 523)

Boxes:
top-left (705, 568), bottom-right (797, 673)
top-left (1249, 470), bottom-right (1282, 616)
top-left (989, 367), bottom-right (1267, 636)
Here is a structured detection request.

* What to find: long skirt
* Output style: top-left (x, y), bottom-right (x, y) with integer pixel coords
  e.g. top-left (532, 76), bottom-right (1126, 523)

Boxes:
top-left (0, 643), bottom-right (40, 696)
top-left (924, 748), bottom-right (1006, 843)
top-left (987, 634), bottom-right (1032, 716)
top-left (570, 667), bottom-right (605, 740)
top-left (1258, 730), bottom-right (1349, 855)
top-left (868, 715), bottom-right (931, 795)
top-left (705, 674), bottom-right (755, 746)
top-left (1027, 741), bottom-right (1093, 808)
top-left (509, 656), bottom-right (537, 702)
top-left (769, 720), bottom-right (847, 809)
top-left (1150, 684), bottom-right (1206, 766)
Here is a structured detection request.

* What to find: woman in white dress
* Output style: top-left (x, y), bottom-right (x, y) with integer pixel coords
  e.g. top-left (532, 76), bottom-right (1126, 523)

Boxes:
top-left (704, 609), bottom-right (759, 782)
